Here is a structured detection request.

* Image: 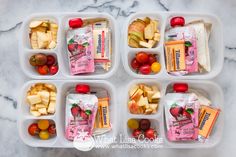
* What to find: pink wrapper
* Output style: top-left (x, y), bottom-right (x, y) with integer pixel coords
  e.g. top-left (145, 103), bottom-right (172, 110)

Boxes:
top-left (65, 93), bottom-right (98, 141)
top-left (164, 93), bottom-right (199, 141)
top-left (66, 25), bottom-right (95, 75)
top-left (166, 26), bottom-right (198, 73)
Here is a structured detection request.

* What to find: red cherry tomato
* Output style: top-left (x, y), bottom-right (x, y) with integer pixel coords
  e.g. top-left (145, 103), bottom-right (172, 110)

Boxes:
top-left (131, 58), bottom-right (141, 70)
top-left (49, 65), bottom-right (58, 75)
top-left (48, 124), bottom-right (56, 135)
top-left (37, 65), bottom-right (49, 75)
top-left (46, 55), bottom-right (56, 66)
top-left (75, 84), bottom-right (90, 93)
top-left (28, 123), bottom-right (40, 136)
top-left (69, 18), bottom-right (83, 28)
top-left (148, 54), bottom-right (157, 65)
top-left (132, 129), bottom-right (144, 139)
top-left (170, 16), bottom-right (185, 27)
top-left (173, 83), bottom-right (188, 93)
top-left (144, 128), bottom-right (157, 139)
top-left (139, 65), bottom-right (151, 75)
top-left (136, 52), bottom-right (149, 64)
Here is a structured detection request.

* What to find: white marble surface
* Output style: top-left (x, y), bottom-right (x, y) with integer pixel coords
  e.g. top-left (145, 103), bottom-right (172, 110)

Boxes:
top-left (0, 0), bottom-right (236, 156)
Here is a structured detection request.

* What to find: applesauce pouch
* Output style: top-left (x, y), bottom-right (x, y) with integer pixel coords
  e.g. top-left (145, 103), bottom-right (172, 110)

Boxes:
top-left (66, 25), bottom-right (95, 75)
top-left (65, 93), bottom-right (98, 141)
top-left (164, 93), bottom-right (199, 141)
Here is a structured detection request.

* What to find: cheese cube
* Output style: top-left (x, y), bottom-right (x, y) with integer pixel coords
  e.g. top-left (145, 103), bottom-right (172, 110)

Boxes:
top-left (139, 41), bottom-right (153, 48)
top-left (30, 110), bottom-right (41, 117)
top-left (27, 95), bottom-right (41, 105)
top-left (47, 101), bottom-right (56, 114)
top-left (137, 96), bottom-right (149, 107)
top-left (38, 108), bottom-right (47, 115)
top-left (35, 104), bottom-right (46, 110)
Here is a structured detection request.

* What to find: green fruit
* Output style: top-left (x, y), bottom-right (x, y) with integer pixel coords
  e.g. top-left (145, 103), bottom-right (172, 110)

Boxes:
top-left (29, 53), bottom-right (47, 66)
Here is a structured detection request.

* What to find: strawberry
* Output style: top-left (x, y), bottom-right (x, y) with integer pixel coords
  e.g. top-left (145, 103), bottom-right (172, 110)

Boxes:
top-left (169, 104), bottom-right (183, 118)
top-left (80, 110), bottom-right (88, 120)
top-left (68, 43), bottom-right (78, 53)
top-left (71, 104), bottom-right (80, 118)
top-left (144, 128), bottom-right (157, 140)
top-left (182, 110), bottom-right (191, 119)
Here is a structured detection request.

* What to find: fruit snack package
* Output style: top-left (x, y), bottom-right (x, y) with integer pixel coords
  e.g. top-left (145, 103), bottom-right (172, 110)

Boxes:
top-left (164, 83), bottom-right (200, 142)
top-left (65, 84), bottom-right (98, 141)
top-left (66, 20), bottom-right (95, 75)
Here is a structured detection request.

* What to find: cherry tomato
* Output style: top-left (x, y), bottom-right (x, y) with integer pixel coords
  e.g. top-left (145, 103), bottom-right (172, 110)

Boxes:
top-left (148, 54), bottom-right (157, 65)
top-left (49, 65), bottom-right (58, 75)
top-left (46, 55), bottom-right (56, 66)
top-left (151, 62), bottom-right (161, 73)
top-left (37, 65), bottom-right (49, 75)
top-left (139, 65), bottom-right (151, 75)
top-left (132, 129), bottom-right (144, 139)
top-left (131, 58), bottom-right (141, 70)
top-left (75, 84), bottom-right (90, 93)
top-left (136, 52), bottom-right (149, 64)
top-left (39, 130), bottom-right (50, 140)
top-left (173, 83), bottom-right (188, 93)
top-left (28, 123), bottom-right (40, 136)
top-left (69, 18), bottom-right (83, 28)
top-left (38, 120), bottom-right (50, 130)
top-left (48, 124), bottom-right (56, 135)
top-left (170, 16), bottom-right (185, 27)
top-left (144, 128), bottom-right (157, 139)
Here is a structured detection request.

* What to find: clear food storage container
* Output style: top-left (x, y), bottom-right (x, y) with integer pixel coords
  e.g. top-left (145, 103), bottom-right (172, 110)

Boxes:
top-left (19, 12), bottom-right (119, 79)
top-left (123, 12), bottom-right (223, 79)
top-left (18, 80), bottom-right (117, 147)
top-left (123, 79), bottom-right (223, 148)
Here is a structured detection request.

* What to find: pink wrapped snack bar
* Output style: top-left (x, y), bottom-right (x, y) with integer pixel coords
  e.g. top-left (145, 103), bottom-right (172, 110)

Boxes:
top-left (66, 25), bottom-right (95, 75)
top-left (164, 93), bottom-right (199, 141)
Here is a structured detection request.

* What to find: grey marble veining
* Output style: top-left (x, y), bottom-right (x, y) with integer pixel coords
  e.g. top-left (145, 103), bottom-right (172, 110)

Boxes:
top-left (0, 0), bottom-right (236, 156)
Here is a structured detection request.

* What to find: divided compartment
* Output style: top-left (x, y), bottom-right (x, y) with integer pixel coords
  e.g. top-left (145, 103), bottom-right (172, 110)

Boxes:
top-left (21, 14), bottom-right (60, 51)
top-left (19, 118), bottom-right (58, 147)
top-left (21, 51), bottom-right (61, 79)
top-left (123, 12), bottom-right (223, 79)
top-left (19, 12), bottom-right (119, 79)
top-left (162, 80), bottom-right (224, 148)
top-left (57, 80), bottom-right (117, 147)
top-left (125, 79), bottom-right (165, 118)
top-left (18, 80), bottom-right (117, 147)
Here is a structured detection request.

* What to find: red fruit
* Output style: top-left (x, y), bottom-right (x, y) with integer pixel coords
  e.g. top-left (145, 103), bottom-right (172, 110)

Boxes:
top-left (173, 83), bottom-right (188, 93)
top-left (69, 18), bottom-right (83, 28)
top-left (170, 16), bottom-right (185, 27)
top-left (169, 106), bottom-right (184, 118)
top-left (80, 110), bottom-right (88, 120)
top-left (48, 124), bottom-right (56, 135)
top-left (75, 84), bottom-right (90, 94)
top-left (49, 65), bottom-right (58, 75)
top-left (144, 128), bottom-right (157, 139)
top-left (139, 119), bottom-right (151, 131)
top-left (182, 110), bottom-right (191, 119)
top-left (131, 58), bottom-right (141, 70)
top-left (148, 54), bottom-right (157, 65)
top-left (37, 65), bottom-right (49, 75)
top-left (139, 65), bottom-right (151, 75)
top-left (71, 104), bottom-right (80, 117)
top-left (136, 52), bottom-right (149, 64)
top-left (28, 123), bottom-right (40, 136)
top-left (132, 129), bottom-right (144, 139)
top-left (46, 55), bottom-right (56, 66)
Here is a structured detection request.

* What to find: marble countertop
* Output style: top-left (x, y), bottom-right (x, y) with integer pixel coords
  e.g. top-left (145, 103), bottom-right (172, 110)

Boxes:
top-left (0, 0), bottom-right (235, 156)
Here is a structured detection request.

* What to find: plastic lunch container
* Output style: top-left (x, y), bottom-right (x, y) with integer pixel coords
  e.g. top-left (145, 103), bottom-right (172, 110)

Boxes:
top-left (19, 12), bottom-right (119, 79)
top-left (123, 79), bottom-right (223, 148)
top-left (18, 12), bottom-right (224, 149)
top-left (18, 80), bottom-right (117, 147)
top-left (122, 12), bottom-right (224, 79)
